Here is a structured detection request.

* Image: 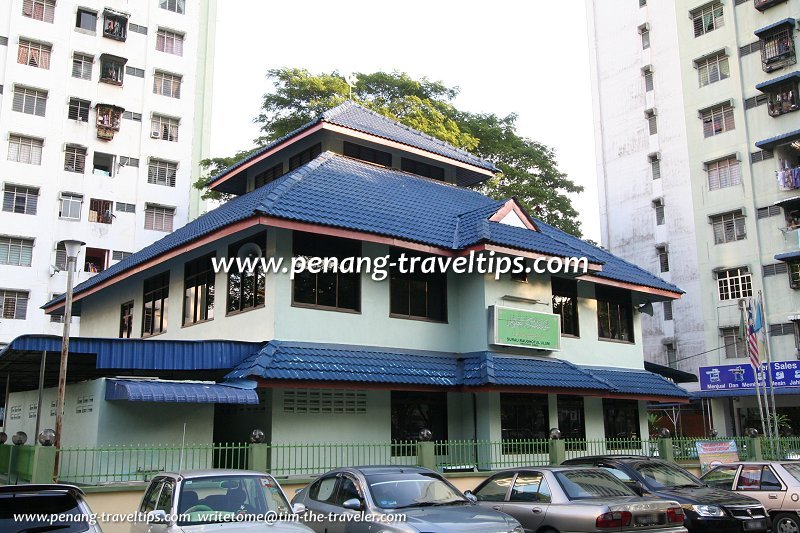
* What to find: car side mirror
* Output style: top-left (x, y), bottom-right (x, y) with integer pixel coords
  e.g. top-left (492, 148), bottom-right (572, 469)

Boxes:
top-left (464, 490), bottom-right (477, 504)
top-left (146, 510), bottom-right (169, 524)
top-left (292, 502), bottom-right (307, 515)
top-left (343, 498), bottom-right (363, 511)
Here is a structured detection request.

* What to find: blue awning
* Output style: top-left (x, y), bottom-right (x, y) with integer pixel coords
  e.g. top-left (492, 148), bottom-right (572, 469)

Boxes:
top-left (106, 379), bottom-right (259, 404)
top-left (585, 366), bottom-right (690, 398)
top-left (756, 71), bottom-right (800, 92)
top-left (755, 128), bottom-right (800, 150)
top-left (754, 17), bottom-right (796, 37)
top-left (693, 387), bottom-right (799, 398)
top-left (776, 250), bottom-right (800, 262)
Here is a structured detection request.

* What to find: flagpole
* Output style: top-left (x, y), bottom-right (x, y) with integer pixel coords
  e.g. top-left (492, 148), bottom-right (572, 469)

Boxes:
top-left (745, 300), bottom-right (768, 438)
top-left (760, 291), bottom-right (781, 458)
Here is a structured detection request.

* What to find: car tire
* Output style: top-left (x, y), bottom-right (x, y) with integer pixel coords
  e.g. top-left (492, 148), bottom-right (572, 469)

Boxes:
top-left (774, 513), bottom-right (800, 533)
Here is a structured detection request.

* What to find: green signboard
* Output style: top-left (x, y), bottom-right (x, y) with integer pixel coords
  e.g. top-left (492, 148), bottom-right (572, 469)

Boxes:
top-left (491, 305), bottom-right (561, 351)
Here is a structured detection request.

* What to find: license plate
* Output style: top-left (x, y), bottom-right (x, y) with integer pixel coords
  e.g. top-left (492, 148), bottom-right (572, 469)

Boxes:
top-left (744, 519), bottom-right (766, 530)
top-left (636, 513), bottom-right (660, 526)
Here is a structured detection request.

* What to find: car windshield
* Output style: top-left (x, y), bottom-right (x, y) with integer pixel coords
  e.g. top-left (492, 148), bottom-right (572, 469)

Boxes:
top-left (366, 472), bottom-right (467, 509)
top-left (177, 475), bottom-right (291, 525)
top-left (555, 469), bottom-right (638, 500)
top-left (0, 492), bottom-right (90, 533)
top-left (782, 463), bottom-right (800, 482)
top-left (633, 461), bottom-right (703, 489)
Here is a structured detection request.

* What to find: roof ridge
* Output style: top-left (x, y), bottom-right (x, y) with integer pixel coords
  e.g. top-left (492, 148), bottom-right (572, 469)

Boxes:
top-left (260, 152), bottom-right (336, 211)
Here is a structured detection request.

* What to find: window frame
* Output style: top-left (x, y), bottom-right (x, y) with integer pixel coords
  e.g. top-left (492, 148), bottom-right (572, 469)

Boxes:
top-left (401, 157), bottom-right (445, 181)
top-left (144, 204), bottom-right (175, 232)
top-left (716, 267), bottom-right (753, 301)
top-left (226, 235), bottom-right (266, 315)
top-left (596, 286), bottom-right (634, 343)
top-left (12, 85), bottom-right (47, 117)
top-left (183, 254), bottom-right (215, 326)
top-left (701, 103), bottom-right (735, 138)
top-left (691, 2), bottom-right (724, 38)
top-left (17, 39), bottom-right (52, 69)
top-left (119, 300), bottom-right (134, 338)
top-left (710, 210), bottom-right (746, 244)
top-left (8, 135), bottom-right (44, 165)
top-left (707, 157), bottom-right (741, 190)
top-left (388, 249), bottom-right (448, 323)
top-left (147, 159), bottom-right (178, 187)
top-left (151, 115), bottom-right (180, 142)
top-left (142, 271), bottom-right (169, 337)
top-left (721, 326), bottom-right (746, 358)
top-left (159, 0), bottom-right (186, 14)
top-left (0, 290), bottom-right (29, 320)
top-left (602, 398), bottom-right (641, 445)
top-left (0, 236), bottom-right (34, 267)
top-left (2, 185), bottom-right (39, 215)
top-left (153, 71), bottom-right (182, 98)
top-left (552, 277), bottom-right (580, 337)
top-left (156, 28), bottom-right (184, 56)
top-left (72, 53), bottom-right (93, 80)
top-left (291, 231), bottom-right (362, 313)
top-left (288, 143), bottom-right (322, 171)
top-left (67, 98), bottom-right (91, 122)
top-left (22, 0), bottom-right (56, 23)
top-left (59, 193), bottom-right (83, 220)
top-left (696, 52), bottom-right (730, 87)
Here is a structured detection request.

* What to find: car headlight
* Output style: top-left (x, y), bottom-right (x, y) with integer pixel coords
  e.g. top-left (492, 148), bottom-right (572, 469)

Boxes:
top-left (692, 505), bottom-right (726, 517)
top-left (512, 527), bottom-right (525, 533)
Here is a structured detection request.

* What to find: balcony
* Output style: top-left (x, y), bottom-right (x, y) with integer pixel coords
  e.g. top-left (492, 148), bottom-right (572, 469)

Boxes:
top-left (95, 103), bottom-right (124, 140)
top-left (755, 19), bottom-right (797, 73)
top-left (754, 0), bottom-right (789, 11)
top-left (756, 71), bottom-right (800, 117)
top-left (102, 9), bottom-right (128, 42)
top-left (99, 54), bottom-right (127, 86)
top-left (88, 199), bottom-right (113, 225)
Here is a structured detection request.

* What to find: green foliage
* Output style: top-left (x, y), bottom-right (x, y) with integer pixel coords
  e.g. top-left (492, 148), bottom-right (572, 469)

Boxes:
top-left (194, 69), bottom-right (583, 235)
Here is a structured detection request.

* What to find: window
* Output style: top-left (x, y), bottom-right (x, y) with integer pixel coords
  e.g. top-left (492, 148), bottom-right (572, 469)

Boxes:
top-left (597, 286), bottom-right (634, 342)
top-left (750, 149), bottom-right (773, 163)
top-left (656, 245), bottom-right (669, 273)
top-left (707, 157), bottom-right (741, 190)
top-left (8, 135), bottom-right (43, 165)
top-left (148, 159), bottom-right (178, 187)
top-left (160, 0), bottom-right (185, 14)
top-left (88, 199), bottom-right (113, 224)
top-left (665, 343), bottom-right (677, 368)
top-left (22, 0), bottom-right (55, 23)
top-left (401, 157), bottom-right (445, 181)
top-left (757, 205), bottom-right (781, 219)
top-left (115, 202), bottom-right (135, 213)
top-left (740, 41), bottom-right (762, 57)
top-left (0, 237), bottom-right (34, 267)
top-left (649, 153), bottom-right (661, 180)
top-left (67, 98), bottom-right (90, 122)
top-left (254, 163), bottom-right (284, 189)
top-left (696, 52), bottom-right (729, 87)
top-left (343, 141), bottom-right (392, 166)
top-left (717, 267), bottom-right (753, 300)
top-left (83, 247), bottom-right (108, 272)
top-left (72, 53), bottom-right (93, 79)
top-left (769, 323), bottom-right (794, 336)
top-left (663, 301), bottom-right (674, 321)
top-left (501, 394), bottom-right (550, 452)
top-left (50, 293), bottom-right (64, 323)
top-left (59, 193), bottom-right (82, 220)
top-left (558, 395), bottom-right (586, 442)
top-left (745, 94), bottom-right (769, 110)
top-left (691, 2), bottom-right (724, 37)
top-left (289, 143), bottom-right (322, 170)
top-left (102, 9), bottom-right (128, 41)
top-left (552, 277), bottom-right (579, 337)
top-left (99, 55), bottom-right (126, 85)
top-left (603, 399), bottom-right (641, 443)
top-left (645, 109), bottom-right (657, 135)
top-left (156, 29), bottom-right (184, 56)
top-left (721, 326), bottom-right (746, 358)
top-left (759, 25), bottom-right (796, 72)
top-left (639, 0), bottom-right (646, 5)
top-left (18, 39), bottom-right (51, 69)
top-left (144, 204), bottom-right (175, 232)
top-left (151, 115), bottom-right (179, 142)
top-left (653, 198), bottom-right (665, 225)
top-left (93, 152), bottom-right (115, 177)
top-left (284, 389), bottom-right (366, 414)
top-left (125, 66), bottom-right (144, 78)
top-left (142, 272), bottom-right (169, 337)
top-left (0, 290), bottom-right (28, 320)
top-left (639, 24), bottom-right (650, 49)
top-left (226, 235), bottom-right (266, 314)
top-left (711, 210), bottom-right (746, 244)
top-left (63, 145), bottom-right (86, 174)
top-left (763, 262), bottom-right (788, 277)
top-left (129, 23), bottom-right (147, 35)
top-left (75, 9), bottom-right (96, 31)
top-left (153, 71), bottom-right (182, 98)
top-left (766, 80), bottom-right (799, 117)
top-left (790, 263), bottom-right (800, 289)
top-left (293, 232), bottom-right (361, 312)
top-left (123, 111), bottom-right (142, 122)
top-left (119, 156), bottom-right (139, 168)
top-left (3, 185), bottom-right (38, 215)
top-left (391, 391), bottom-right (448, 445)
top-left (642, 66), bottom-right (654, 92)
top-left (389, 249), bottom-right (447, 322)
top-left (112, 250), bottom-right (131, 261)
top-left (474, 473), bottom-right (514, 502)
top-left (12, 86), bottom-right (47, 116)
top-left (183, 254), bottom-right (215, 325)
top-left (701, 103), bottom-right (735, 137)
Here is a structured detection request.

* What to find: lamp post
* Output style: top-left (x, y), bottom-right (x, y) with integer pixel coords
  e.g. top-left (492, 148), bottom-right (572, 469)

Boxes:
top-left (53, 240), bottom-right (84, 452)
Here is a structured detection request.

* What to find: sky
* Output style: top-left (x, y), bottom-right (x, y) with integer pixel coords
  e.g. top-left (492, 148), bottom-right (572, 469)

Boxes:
top-left (209, 0), bottom-right (601, 241)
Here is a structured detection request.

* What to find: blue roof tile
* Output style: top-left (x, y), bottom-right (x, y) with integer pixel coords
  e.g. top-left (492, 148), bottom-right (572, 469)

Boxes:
top-left (756, 128), bottom-right (800, 150)
top-left (106, 379), bottom-right (259, 404)
top-left (462, 352), bottom-right (610, 389)
top-left (584, 366), bottom-right (689, 398)
top-left (754, 17), bottom-right (796, 37)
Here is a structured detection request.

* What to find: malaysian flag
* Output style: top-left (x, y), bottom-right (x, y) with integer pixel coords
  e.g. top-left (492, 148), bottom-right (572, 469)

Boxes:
top-left (747, 301), bottom-right (761, 370)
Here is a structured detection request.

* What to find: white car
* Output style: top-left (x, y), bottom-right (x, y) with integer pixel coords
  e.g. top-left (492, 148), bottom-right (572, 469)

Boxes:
top-left (131, 469), bottom-right (313, 532)
top-left (0, 484), bottom-right (103, 533)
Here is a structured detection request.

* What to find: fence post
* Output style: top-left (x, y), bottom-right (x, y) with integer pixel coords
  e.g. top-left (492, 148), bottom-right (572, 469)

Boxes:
top-left (417, 441), bottom-right (436, 471)
top-left (30, 446), bottom-right (57, 483)
top-left (747, 437), bottom-right (762, 461)
top-left (657, 438), bottom-right (674, 463)
top-left (0, 444), bottom-right (11, 477)
top-left (247, 443), bottom-right (269, 473)
top-left (549, 439), bottom-right (566, 466)
top-left (8, 445), bottom-right (21, 484)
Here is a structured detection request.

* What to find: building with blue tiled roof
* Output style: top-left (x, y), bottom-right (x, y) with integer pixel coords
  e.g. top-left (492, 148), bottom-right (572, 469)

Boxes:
top-left (2, 102), bottom-right (688, 463)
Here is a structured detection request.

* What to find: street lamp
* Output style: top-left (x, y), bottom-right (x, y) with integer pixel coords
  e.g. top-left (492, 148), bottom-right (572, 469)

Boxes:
top-left (53, 239), bottom-right (84, 451)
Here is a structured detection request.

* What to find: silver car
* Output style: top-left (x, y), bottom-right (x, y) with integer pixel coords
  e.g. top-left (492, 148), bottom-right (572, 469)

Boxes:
top-left (469, 466), bottom-right (689, 533)
top-left (130, 469), bottom-right (313, 532)
top-left (292, 465), bottom-right (524, 532)
top-left (0, 484), bottom-right (103, 533)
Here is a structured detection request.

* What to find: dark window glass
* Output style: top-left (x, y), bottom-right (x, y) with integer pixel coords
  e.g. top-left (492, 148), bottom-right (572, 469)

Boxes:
top-left (142, 272), bottom-right (169, 336)
top-left (334, 477), bottom-right (362, 506)
top-left (474, 472), bottom-right (514, 502)
top-left (292, 232), bottom-right (360, 312)
top-left (552, 277), bottom-right (579, 336)
top-left (511, 472), bottom-right (551, 503)
top-left (226, 235), bottom-right (265, 314)
top-left (558, 395), bottom-right (586, 448)
top-left (184, 254), bottom-right (215, 325)
top-left (308, 477), bottom-right (338, 503)
top-left (288, 143), bottom-right (321, 170)
top-left (76, 9), bottom-right (96, 30)
top-left (119, 300), bottom-right (133, 338)
top-left (603, 398), bottom-right (641, 447)
top-left (389, 249), bottom-right (447, 322)
top-left (596, 286), bottom-right (634, 342)
top-left (391, 391), bottom-right (448, 453)
top-left (155, 481), bottom-right (173, 512)
top-left (401, 157), bottom-right (445, 180)
top-left (254, 163), bottom-right (284, 189)
top-left (343, 141), bottom-right (392, 166)
top-left (501, 393), bottom-right (549, 452)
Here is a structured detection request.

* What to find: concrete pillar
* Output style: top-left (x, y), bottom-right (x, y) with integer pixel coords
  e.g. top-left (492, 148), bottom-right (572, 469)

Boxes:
top-left (417, 441), bottom-right (436, 471)
top-left (657, 437), bottom-right (674, 463)
top-left (0, 444), bottom-right (10, 476)
top-left (474, 393), bottom-right (502, 470)
top-left (30, 446), bottom-right (56, 483)
top-left (248, 443), bottom-right (270, 473)
top-left (747, 437), bottom-right (762, 461)
top-left (549, 439), bottom-right (566, 465)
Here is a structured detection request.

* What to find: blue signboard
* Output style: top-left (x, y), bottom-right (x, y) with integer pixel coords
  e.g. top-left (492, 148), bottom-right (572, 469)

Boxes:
top-left (699, 361), bottom-right (800, 391)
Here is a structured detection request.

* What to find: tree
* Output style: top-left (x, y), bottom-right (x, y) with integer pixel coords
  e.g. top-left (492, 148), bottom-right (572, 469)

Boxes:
top-left (195, 68), bottom-right (584, 236)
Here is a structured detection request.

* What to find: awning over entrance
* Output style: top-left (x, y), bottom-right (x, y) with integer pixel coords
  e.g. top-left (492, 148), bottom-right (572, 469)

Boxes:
top-left (692, 388), bottom-right (799, 398)
top-left (106, 379), bottom-right (259, 404)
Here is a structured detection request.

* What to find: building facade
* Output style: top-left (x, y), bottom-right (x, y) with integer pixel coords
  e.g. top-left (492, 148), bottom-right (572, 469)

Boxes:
top-left (0, 0), bottom-right (216, 346)
top-left (587, 0), bottom-right (800, 432)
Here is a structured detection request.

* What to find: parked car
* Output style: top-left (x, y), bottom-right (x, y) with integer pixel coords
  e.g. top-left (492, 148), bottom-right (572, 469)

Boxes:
top-left (292, 465), bottom-right (524, 532)
top-left (131, 469), bottom-right (313, 532)
top-left (701, 461), bottom-right (800, 533)
top-left (562, 456), bottom-right (770, 533)
top-left (468, 466), bottom-right (688, 533)
top-left (0, 484), bottom-right (102, 533)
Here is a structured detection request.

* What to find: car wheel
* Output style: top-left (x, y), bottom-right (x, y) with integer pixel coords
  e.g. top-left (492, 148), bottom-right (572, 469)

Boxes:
top-left (774, 513), bottom-right (800, 533)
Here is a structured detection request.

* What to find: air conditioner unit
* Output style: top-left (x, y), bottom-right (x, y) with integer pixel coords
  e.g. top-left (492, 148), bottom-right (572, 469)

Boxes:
top-left (150, 131), bottom-right (160, 139)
